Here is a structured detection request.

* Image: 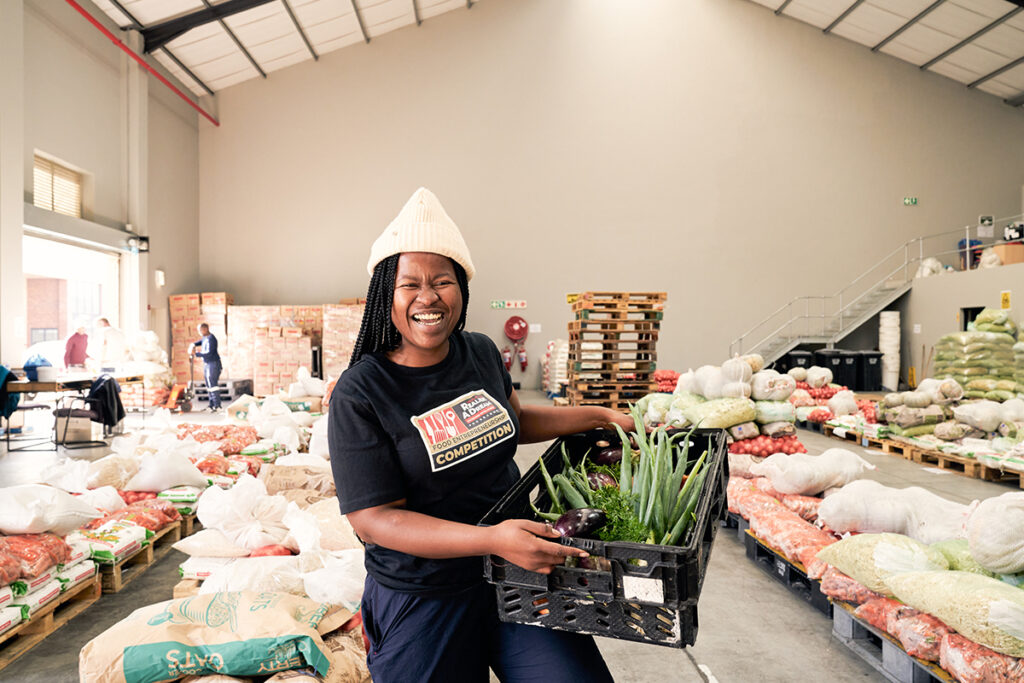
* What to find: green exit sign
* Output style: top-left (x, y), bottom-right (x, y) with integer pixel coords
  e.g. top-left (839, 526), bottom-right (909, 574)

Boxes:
top-left (903, 197), bottom-right (918, 206)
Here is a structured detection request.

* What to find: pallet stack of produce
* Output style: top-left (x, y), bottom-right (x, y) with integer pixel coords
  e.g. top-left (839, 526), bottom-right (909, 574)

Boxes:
top-left (566, 291), bottom-right (665, 411)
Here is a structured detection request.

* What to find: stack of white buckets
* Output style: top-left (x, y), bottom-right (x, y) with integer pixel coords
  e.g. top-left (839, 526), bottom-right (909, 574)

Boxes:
top-left (879, 311), bottom-right (901, 390)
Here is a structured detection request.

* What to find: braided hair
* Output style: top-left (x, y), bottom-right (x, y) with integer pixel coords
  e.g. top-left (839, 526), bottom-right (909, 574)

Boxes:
top-left (349, 253), bottom-right (470, 366)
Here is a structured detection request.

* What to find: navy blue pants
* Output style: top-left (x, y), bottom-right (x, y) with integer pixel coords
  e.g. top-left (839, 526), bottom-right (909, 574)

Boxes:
top-left (203, 361), bottom-right (222, 408)
top-left (361, 576), bottom-right (613, 683)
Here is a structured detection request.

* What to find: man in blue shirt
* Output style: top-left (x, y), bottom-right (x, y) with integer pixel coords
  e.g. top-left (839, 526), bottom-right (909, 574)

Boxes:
top-left (190, 323), bottom-right (222, 411)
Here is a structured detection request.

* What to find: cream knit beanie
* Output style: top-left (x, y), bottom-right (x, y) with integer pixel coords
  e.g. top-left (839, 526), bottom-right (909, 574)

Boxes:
top-left (367, 187), bottom-right (476, 280)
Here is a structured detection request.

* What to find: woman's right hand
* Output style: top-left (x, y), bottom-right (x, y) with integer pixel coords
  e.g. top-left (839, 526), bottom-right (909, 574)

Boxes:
top-left (488, 519), bottom-right (588, 574)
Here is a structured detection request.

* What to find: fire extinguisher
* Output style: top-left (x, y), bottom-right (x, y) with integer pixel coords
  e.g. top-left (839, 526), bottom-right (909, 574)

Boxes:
top-left (501, 346), bottom-right (513, 371)
top-left (517, 343), bottom-right (528, 372)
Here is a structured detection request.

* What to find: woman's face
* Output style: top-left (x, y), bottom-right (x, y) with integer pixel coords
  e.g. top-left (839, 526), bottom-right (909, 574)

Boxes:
top-left (390, 252), bottom-right (463, 362)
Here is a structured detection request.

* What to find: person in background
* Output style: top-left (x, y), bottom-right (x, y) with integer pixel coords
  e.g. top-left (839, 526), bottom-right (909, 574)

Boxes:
top-left (190, 323), bottom-right (222, 411)
top-left (94, 317), bottom-right (129, 368)
top-left (64, 326), bottom-right (89, 369)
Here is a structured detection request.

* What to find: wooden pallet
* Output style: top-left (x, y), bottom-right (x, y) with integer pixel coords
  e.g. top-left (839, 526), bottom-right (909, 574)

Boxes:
top-left (571, 359), bottom-right (657, 371)
top-left (823, 424), bottom-right (885, 451)
top-left (573, 308), bottom-right (664, 322)
top-left (977, 465), bottom-right (1024, 489)
top-left (566, 396), bottom-right (634, 411)
top-left (181, 513), bottom-right (202, 537)
top-left (880, 439), bottom-right (913, 459)
top-left (910, 449), bottom-right (981, 477)
top-left (99, 521), bottom-right (182, 593)
top-left (568, 318), bottom-right (661, 331)
top-left (0, 576), bottom-right (101, 672)
top-left (571, 291), bottom-right (668, 303)
top-left (551, 397), bottom-right (570, 407)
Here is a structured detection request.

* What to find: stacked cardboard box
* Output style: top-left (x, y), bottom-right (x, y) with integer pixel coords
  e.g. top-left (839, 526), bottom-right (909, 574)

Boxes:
top-left (227, 305), bottom-right (324, 381)
top-left (322, 303), bottom-right (365, 380)
top-left (169, 294), bottom-right (201, 384)
top-left (253, 327), bottom-right (314, 396)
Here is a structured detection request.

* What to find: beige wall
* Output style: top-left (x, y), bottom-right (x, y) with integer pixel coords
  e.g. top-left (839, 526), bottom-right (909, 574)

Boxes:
top-left (198, 0), bottom-right (1024, 388)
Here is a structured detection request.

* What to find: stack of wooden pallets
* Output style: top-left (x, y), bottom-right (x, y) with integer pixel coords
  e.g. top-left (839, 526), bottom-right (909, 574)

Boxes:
top-left (566, 291), bottom-right (666, 412)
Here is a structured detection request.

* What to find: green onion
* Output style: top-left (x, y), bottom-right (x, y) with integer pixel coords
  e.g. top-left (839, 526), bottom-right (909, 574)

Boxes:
top-left (538, 456), bottom-right (564, 514)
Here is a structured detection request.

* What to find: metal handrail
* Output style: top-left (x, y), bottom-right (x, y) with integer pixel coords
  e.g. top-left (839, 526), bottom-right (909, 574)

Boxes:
top-left (729, 214), bottom-right (1024, 357)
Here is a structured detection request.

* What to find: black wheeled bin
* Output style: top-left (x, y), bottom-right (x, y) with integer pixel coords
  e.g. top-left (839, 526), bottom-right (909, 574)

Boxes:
top-left (785, 350), bottom-right (813, 374)
top-left (858, 351), bottom-right (883, 392)
top-left (814, 349), bottom-right (847, 387)
top-left (839, 351), bottom-right (860, 390)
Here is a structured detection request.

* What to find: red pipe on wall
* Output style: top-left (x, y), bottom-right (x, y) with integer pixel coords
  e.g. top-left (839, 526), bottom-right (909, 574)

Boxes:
top-left (64, 0), bottom-right (221, 127)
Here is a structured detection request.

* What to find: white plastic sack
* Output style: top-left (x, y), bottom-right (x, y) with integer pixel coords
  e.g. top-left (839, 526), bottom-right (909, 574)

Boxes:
top-left (787, 367), bottom-right (807, 382)
top-left (77, 486), bottom-right (127, 514)
top-left (827, 390), bottom-right (859, 417)
top-left (720, 381), bottom-right (752, 399)
top-left (303, 550), bottom-right (366, 607)
top-left (749, 448), bottom-right (876, 496)
top-left (297, 366), bottom-right (326, 398)
top-left (110, 433), bottom-right (143, 458)
top-left (172, 528), bottom-right (251, 558)
top-left (818, 479), bottom-right (974, 545)
top-left (727, 452), bottom-right (767, 479)
top-left (695, 366), bottom-right (724, 399)
top-left (272, 425), bottom-right (301, 452)
top-left (675, 370), bottom-right (696, 395)
top-left (197, 475), bottom-right (293, 551)
top-left (1001, 399), bottom-right (1024, 424)
top-left (914, 257), bottom-right (944, 279)
top-left (967, 492), bottom-right (1024, 575)
top-left (815, 533), bottom-right (949, 595)
top-left (39, 459), bottom-right (91, 493)
top-left (954, 401), bottom-right (1004, 433)
top-left (979, 247), bottom-right (1002, 269)
top-left (199, 556), bottom-right (305, 596)
top-left (0, 485), bottom-right (101, 535)
top-left (124, 452), bottom-right (208, 492)
top-left (306, 499), bottom-right (363, 552)
top-left (307, 415), bottom-right (330, 460)
top-left (643, 394), bottom-right (674, 425)
top-left (86, 453), bottom-right (140, 490)
top-left (806, 366), bottom-right (833, 388)
top-left (751, 372), bottom-right (796, 402)
top-left (287, 382), bottom-right (307, 399)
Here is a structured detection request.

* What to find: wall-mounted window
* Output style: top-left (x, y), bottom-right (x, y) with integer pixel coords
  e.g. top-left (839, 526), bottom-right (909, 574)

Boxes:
top-left (33, 155), bottom-right (82, 218)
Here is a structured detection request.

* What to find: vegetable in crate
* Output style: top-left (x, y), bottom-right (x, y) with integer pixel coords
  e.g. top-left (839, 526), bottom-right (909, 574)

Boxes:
top-left (553, 509), bottom-right (606, 539)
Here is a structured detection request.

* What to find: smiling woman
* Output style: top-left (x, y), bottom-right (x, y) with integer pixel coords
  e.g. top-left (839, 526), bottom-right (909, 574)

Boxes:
top-left (327, 187), bottom-right (632, 683)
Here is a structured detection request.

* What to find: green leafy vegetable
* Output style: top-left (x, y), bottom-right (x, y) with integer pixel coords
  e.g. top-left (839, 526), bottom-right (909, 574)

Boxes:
top-left (590, 485), bottom-right (651, 544)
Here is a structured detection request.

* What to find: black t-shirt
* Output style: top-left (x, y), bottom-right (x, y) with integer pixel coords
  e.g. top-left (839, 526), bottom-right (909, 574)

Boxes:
top-left (327, 331), bottom-right (520, 595)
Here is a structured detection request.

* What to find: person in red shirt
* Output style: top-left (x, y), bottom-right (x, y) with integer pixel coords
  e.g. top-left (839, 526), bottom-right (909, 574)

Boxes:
top-left (64, 326), bottom-right (89, 368)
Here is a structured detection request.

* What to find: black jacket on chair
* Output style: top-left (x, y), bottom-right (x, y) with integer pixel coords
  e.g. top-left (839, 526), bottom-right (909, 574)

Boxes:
top-left (89, 374), bottom-right (125, 427)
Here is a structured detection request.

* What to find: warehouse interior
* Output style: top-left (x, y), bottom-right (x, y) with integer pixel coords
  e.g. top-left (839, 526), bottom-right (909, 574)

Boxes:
top-left (1, 0), bottom-right (1024, 681)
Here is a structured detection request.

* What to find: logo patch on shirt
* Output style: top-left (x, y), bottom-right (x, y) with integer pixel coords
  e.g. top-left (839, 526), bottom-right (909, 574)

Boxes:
top-left (411, 390), bottom-right (516, 472)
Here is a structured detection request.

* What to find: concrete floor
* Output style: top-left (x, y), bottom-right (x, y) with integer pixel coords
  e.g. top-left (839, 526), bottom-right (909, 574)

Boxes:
top-left (0, 394), bottom-right (1015, 682)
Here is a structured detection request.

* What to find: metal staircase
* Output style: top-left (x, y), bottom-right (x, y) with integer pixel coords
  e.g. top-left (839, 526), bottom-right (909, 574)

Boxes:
top-left (729, 219), bottom-right (1024, 364)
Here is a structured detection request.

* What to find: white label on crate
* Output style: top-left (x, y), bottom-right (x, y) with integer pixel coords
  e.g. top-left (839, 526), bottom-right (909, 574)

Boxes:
top-left (833, 427), bottom-right (847, 439)
top-left (774, 558), bottom-right (787, 577)
top-left (621, 576), bottom-right (664, 605)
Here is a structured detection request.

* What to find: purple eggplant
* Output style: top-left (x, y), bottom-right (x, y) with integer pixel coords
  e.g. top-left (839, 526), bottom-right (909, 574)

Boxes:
top-left (587, 471), bottom-right (617, 489)
top-left (553, 508), bottom-right (607, 538)
top-left (593, 447), bottom-right (623, 466)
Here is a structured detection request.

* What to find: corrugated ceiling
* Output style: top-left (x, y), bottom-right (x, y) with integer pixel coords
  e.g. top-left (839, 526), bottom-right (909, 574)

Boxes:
top-left (748, 0), bottom-right (1024, 107)
top-left (92, 0), bottom-right (477, 95)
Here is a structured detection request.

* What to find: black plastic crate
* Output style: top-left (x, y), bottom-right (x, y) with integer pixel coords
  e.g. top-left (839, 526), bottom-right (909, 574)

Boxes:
top-left (480, 428), bottom-right (728, 648)
top-left (858, 351), bottom-right (883, 392)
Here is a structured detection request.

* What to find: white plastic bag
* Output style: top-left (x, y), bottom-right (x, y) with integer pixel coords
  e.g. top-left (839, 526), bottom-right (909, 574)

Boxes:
top-left (199, 556), bottom-right (305, 595)
top-left (749, 448), bottom-right (875, 495)
top-left (306, 499), bottom-right (363, 551)
top-left (695, 366), bottom-right (724, 399)
top-left (979, 247), bottom-right (1002, 269)
top-left (124, 452), bottom-right (208, 491)
top-left (818, 479), bottom-right (974, 545)
top-left (727, 452), bottom-right (766, 479)
top-left (1001, 399), bottom-right (1024, 424)
top-left (307, 415), bottom-right (330, 460)
top-left (197, 475), bottom-right (293, 551)
top-left (720, 381), bottom-right (752, 399)
top-left (815, 533), bottom-right (948, 595)
top-left (967, 492), bottom-right (1024, 575)
top-left (827, 390), bottom-right (858, 417)
top-left (39, 459), bottom-right (91, 493)
top-left (86, 453), bottom-right (140, 490)
top-left (0, 485), bottom-right (101, 535)
top-left (787, 367), bottom-right (807, 382)
top-left (302, 550), bottom-right (366, 607)
top-left (77, 486), bottom-right (127, 514)
top-left (806, 366), bottom-right (833, 388)
top-left (675, 369), bottom-right (696, 395)
top-left (171, 528), bottom-right (251, 558)
top-left (297, 366), bottom-right (326, 398)
top-left (954, 401), bottom-right (1004, 433)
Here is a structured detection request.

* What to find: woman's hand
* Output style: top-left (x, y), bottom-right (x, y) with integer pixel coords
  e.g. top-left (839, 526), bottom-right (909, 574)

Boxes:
top-left (489, 519), bottom-right (588, 574)
top-left (596, 407), bottom-right (635, 433)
